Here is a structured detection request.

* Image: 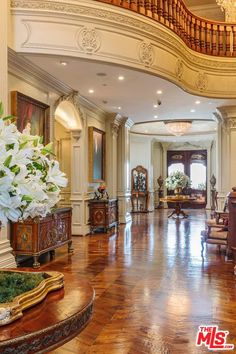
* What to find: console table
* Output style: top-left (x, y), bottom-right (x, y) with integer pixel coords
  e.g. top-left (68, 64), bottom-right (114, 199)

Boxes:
top-left (0, 270), bottom-right (94, 354)
top-left (89, 199), bottom-right (118, 233)
top-left (10, 208), bottom-right (73, 268)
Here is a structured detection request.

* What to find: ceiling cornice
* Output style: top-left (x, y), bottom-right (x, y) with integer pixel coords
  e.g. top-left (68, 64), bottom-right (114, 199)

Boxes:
top-left (8, 48), bottom-right (72, 95)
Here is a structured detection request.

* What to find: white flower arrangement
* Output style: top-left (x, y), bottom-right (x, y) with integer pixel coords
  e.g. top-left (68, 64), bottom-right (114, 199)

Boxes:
top-left (165, 171), bottom-right (191, 190)
top-left (0, 103), bottom-right (67, 225)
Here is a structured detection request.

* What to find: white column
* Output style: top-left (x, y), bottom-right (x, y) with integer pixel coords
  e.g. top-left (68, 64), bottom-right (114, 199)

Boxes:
top-left (206, 146), bottom-right (211, 209)
top-left (105, 114), bottom-right (122, 198)
top-left (0, 1), bottom-right (16, 267)
top-left (161, 143), bottom-right (169, 208)
top-left (216, 106), bottom-right (236, 209)
top-left (70, 129), bottom-right (90, 235)
top-left (117, 118), bottom-right (133, 224)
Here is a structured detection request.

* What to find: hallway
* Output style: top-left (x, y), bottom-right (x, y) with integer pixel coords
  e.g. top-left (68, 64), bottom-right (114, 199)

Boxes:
top-left (45, 211), bottom-right (236, 354)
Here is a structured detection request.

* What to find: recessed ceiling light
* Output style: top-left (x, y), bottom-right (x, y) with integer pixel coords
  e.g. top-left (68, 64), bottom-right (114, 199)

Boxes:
top-left (144, 130), bottom-right (148, 133)
top-left (154, 115), bottom-right (158, 119)
top-left (153, 104), bottom-right (158, 108)
top-left (118, 76), bottom-right (125, 81)
top-left (195, 100), bottom-right (201, 104)
top-left (209, 102), bottom-right (212, 105)
top-left (157, 90), bottom-right (163, 95)
top-left (88, 89), bottom-right (94, 94)
top-left (190, 109), bottom-right (196, 113)
top-left (117, 106), bottom-right (122, 110)
top-left (60, 61), bottom-right (68, 66)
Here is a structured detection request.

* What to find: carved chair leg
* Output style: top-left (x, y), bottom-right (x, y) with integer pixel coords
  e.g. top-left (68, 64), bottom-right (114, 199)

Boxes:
top-left (68, 240), bottom-right (74, 254)
top-left (50, 250), bottom-right (56, 260)
top-left (33, 255), bottom-right (40, 269)
top-left (201, 239), bottom-right (205, 257)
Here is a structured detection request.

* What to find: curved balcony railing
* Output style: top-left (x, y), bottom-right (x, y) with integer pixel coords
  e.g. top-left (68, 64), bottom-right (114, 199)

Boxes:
top-left (95, 0), bottom-right (236, 57)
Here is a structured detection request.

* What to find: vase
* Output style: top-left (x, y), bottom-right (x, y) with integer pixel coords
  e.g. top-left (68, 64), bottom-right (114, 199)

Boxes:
top-left (174, 187), bottom-right (182, 196)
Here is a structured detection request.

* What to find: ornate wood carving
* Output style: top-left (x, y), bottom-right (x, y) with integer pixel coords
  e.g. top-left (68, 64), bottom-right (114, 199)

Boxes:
top-left (11, 208), bottom-right (73, 268)
top-left (89, 199), bottom-right (118, 233)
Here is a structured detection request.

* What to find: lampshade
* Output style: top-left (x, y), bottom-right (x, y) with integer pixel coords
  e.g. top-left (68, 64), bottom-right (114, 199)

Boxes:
top-left (164, 121), bottom-right (192, 136)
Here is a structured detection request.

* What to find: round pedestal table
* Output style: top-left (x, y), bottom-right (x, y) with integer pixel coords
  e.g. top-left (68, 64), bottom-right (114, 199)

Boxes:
top-left (160, 196), bottom-right (196, 218)
top-left (0, 270), bottom-right (94, 354)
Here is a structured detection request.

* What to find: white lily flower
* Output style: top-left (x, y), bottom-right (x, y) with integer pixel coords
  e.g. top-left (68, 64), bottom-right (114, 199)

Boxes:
top-left (0, 111), bottom-right (67, 224)
top-left (47, 160), bottom-right (68, 187)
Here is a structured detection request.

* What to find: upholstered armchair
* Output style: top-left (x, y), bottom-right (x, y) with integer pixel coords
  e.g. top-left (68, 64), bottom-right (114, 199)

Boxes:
top-left (201, 193), bottom-right (229, 256)
top-left (201, 211), bottom-right (228, 256)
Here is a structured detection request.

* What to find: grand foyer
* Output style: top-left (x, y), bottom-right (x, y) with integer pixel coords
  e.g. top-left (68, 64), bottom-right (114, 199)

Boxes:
top-left (1, 0), bottom-right (236, 352)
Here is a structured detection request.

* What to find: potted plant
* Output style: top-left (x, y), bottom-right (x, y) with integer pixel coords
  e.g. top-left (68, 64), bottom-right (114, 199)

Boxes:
top-left (165, 171), bottom-right (191, 195)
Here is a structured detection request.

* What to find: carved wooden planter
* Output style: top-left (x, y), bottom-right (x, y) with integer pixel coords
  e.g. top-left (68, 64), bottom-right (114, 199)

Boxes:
top-left (0, 270), bottom-right (64, 326)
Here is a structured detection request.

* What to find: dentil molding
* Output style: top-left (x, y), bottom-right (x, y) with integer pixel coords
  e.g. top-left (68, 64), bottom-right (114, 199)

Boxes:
top-left (10, 0), bottom-right (236, 98)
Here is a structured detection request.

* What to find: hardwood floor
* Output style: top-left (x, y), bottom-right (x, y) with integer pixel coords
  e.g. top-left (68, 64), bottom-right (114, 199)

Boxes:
top-left (39, 210), bottom-right (236, 354)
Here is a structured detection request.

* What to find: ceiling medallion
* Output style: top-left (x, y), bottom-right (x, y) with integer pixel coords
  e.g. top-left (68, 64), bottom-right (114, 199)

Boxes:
top-left (164, 121), bottom-right (192, 136)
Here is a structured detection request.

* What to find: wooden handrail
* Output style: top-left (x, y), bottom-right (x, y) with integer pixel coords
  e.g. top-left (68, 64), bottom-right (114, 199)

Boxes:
top-left (95, 0), bottom-right (236, 57)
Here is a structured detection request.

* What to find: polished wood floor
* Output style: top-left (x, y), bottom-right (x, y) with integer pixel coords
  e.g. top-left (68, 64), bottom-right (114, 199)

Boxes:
top-left (40, 210), bottom-right (236, 354)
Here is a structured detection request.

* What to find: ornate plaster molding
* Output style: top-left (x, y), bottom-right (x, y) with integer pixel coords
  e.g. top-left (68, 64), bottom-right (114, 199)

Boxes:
top-left (175, 59), bottom-right (184, 81)
top-left (122, 117), bottom-right (135, 129)
top-left (55, 91), bottom-right (85, 124)
top-left (216, 106), bottom-right (236, 129)
top-left (138, 42), bottom-right (155, 67)
top-left (8, 48), bottom-right (72, 95)
top-left (195, 72), bottom-right (208, 92)
top-left (77, 27), bottom-right (101, 54)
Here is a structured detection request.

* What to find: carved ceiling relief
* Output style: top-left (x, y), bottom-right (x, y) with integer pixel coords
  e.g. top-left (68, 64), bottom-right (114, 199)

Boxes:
top-left (175, 59), bottom-right (184, 81)
top-left (78, 27), bottom-right (101, 54)
top-left (195, 72), bottom-right (208, 92)
top-left (138, 42), bottom-right (155, 67)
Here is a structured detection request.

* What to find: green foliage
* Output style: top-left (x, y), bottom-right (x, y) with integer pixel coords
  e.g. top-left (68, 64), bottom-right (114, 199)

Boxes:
top-left (0, 272), bottom-right (45, 303)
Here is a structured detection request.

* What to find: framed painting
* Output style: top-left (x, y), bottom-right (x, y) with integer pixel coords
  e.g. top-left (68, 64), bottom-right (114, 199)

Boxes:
top-left (11, 91), bottom-right (50, 144)
top-left (88, 127), bottom-right (105, 183)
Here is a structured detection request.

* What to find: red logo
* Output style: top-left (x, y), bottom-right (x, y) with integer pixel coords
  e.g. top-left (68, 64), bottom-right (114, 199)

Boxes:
top-left (196, 326), bottom-right (234, 351)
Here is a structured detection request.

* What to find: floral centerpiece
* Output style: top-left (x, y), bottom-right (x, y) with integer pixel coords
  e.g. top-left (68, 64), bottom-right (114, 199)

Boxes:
top-left (165, 171), bottom-right (191, 195)
top-left (0, 103), bottom-right (67, 225)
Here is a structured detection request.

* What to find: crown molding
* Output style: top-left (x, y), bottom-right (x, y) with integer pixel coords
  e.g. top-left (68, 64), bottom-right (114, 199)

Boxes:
top-left (8, 48), bottom-right (72, 95)
top-left (78, 94), bottom-right (108, 119)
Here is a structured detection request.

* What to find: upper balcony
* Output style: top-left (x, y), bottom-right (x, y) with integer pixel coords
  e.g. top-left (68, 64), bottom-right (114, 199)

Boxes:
top-left (10, 0), bottom-right (236, 98)
top-left (95, 0), bottom-right (236, 57)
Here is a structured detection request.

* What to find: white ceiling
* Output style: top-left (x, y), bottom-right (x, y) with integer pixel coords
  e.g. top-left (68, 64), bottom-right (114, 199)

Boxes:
top-left (131, 120), bottom-right (217, 141)
top-left (23, 55), bottom-right (236, 127)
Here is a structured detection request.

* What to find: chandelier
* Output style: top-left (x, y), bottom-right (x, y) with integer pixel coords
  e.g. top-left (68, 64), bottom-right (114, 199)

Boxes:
top-left (216, 0), bottom-right (236, 21)
top-left (164, 121), bottom-right (192, 136)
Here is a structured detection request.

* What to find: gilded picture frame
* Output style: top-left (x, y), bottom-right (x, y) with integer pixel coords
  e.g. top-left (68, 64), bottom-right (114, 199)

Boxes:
top-left (88, 127), bottom-right (105, 183)
top-left (11, 91), bottom-right (50, 144)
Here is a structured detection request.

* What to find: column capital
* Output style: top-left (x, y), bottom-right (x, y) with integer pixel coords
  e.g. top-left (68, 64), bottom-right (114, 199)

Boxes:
top-left (106, 113), bottom-right (123, 136)
top-left (71, 129), bottom-right (82, 141)
top-left (121, 117), bottom-right (135, 129)
top-left (216, 106), bottom-right (236, 129)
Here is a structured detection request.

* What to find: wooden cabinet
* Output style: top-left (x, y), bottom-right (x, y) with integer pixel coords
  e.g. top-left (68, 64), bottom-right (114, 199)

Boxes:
top-left (11, 208), bottom-right (73, 268)
top-left (89, 199), bottom-right (118, 233)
